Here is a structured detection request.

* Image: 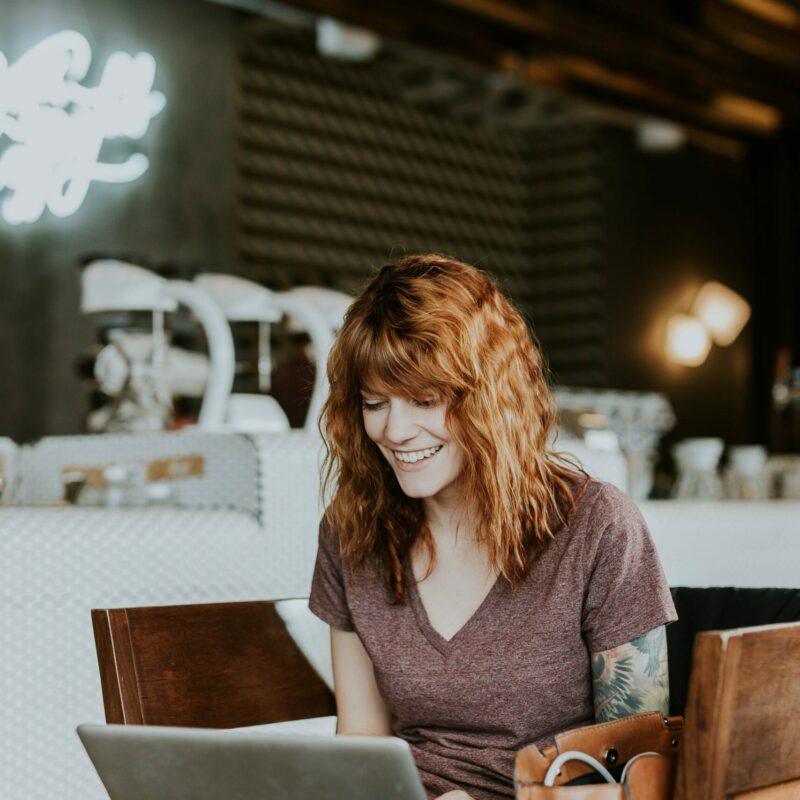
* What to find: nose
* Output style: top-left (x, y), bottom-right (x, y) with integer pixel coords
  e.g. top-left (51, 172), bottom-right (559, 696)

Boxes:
top-left (384, 399), bottom-right (418, 444)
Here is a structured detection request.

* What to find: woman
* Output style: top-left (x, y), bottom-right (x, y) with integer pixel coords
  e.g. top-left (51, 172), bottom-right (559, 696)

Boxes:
top-left (309, 254), bottom-right (676, 800)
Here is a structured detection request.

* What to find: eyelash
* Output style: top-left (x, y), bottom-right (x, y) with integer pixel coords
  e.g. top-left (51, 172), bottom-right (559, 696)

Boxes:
top-left (361, 399), bottom-right (437, 411)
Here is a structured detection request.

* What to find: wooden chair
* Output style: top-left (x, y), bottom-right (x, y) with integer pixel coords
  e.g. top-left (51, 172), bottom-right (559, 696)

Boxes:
top-left (675, 620), bottom-right (800, 800)
top-left (91, 600), bottom-right (336, 728)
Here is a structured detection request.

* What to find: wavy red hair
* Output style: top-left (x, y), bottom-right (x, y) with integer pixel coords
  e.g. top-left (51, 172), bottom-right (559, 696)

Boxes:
top-left (320, 254), bottom-right (584, 602)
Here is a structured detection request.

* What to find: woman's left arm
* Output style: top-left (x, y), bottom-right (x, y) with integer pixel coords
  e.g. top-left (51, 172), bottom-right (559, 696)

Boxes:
top-left (590, 625), bottom-right (669, 722)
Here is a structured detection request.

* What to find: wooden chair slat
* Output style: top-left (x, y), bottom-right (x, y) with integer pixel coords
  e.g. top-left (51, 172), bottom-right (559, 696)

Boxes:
top-left (676, 621), bottom-right (800, 800)
top-left (91, 600), bottom-right (335, 729)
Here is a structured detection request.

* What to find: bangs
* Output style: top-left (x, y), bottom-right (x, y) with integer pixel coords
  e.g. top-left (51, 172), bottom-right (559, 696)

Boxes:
top-left (350, 325), bottom-right (454, 400)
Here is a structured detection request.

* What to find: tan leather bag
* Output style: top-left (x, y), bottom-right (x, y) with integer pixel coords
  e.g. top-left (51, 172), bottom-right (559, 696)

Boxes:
top-left (515, 712), bottom-right (683, 800)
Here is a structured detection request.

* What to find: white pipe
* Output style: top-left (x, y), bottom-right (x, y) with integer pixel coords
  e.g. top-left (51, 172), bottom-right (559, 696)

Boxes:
top-left (165, 281), bottom-right (235, 429)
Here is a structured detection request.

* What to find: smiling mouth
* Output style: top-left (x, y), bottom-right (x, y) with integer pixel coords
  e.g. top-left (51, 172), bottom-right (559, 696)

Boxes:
top-left (393, 445), bottom-right (443, 464)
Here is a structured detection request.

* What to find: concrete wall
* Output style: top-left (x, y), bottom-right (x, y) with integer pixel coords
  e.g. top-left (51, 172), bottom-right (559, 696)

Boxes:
top-left (0, 0), bottom-right (243, 441)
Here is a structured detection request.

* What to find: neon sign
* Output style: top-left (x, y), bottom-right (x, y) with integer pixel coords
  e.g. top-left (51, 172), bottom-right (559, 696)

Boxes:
top-left (0, 30), bottom-right (166, 225)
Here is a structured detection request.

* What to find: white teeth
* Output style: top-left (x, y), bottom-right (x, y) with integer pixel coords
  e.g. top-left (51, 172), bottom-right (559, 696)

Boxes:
top-left (394, 445), bottom-right (442, 463)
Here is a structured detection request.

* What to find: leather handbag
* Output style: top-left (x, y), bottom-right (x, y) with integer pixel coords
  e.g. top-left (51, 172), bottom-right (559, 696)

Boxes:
top-left (515, 711), bottom-right (683, 800)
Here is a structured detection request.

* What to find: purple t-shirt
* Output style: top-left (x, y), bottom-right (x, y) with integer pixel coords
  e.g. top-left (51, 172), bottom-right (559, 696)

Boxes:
top-left (309, 479), bottom-right (677, 800)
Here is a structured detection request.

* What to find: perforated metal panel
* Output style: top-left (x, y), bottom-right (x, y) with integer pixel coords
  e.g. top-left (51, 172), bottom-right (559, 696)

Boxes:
top-left (236, 22), bottom-right (606, 385)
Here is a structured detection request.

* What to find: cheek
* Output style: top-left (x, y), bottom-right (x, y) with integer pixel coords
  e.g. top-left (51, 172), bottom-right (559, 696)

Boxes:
top-left (361, 411), bottom-right (382, 444)
top-left (446, 442), bottom-right (466, 474)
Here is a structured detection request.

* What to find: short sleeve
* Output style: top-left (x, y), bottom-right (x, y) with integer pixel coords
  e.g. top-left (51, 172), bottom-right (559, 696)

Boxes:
top-left (581, 484), bottom-right (677, 652)
top-left (308, 519), bottom-right (355, 631)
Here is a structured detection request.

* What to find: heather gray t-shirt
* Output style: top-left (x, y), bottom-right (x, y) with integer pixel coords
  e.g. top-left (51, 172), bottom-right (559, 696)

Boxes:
top-left (309, 479), bottom-right (677, 800)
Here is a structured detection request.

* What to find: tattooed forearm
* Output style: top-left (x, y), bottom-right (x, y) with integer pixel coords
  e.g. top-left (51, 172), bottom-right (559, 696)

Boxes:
top-left (591, 626), bottom-right (669, 722)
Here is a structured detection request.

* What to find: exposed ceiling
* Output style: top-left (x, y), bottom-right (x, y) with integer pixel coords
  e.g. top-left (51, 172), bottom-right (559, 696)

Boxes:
top-left (223, 0), bottom-right (800, 155)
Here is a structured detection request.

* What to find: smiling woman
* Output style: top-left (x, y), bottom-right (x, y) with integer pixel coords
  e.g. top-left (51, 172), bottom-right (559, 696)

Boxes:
top-left (309, 254), bottom-right (676, 800)
top-left (359, 394), bottom-right (464, 502)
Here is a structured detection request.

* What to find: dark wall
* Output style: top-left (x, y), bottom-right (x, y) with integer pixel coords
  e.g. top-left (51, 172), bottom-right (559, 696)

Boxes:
top-left (234, 23), bottom-right (607, 387)
top-left (751, 133), bottom-right (800, 452)
top-left (600, 127), bottom-right (757, 448)
top-left (0, 1), bottom-right (769, 452)
top-left (0, 0), bottom-right (243, 441)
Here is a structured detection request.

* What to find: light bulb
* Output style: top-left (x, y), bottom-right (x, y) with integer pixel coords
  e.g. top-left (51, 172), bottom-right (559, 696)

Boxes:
top-left (665, 313), bottom-right (711, 366)
top-left (692, 281), bottom-right (751, 346)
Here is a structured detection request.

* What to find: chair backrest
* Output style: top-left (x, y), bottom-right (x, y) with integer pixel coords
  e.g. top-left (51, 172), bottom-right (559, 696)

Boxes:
top-left (675, 620), bottom-right (800, 800)
top-left (91, 600), bottom-right (336, 728)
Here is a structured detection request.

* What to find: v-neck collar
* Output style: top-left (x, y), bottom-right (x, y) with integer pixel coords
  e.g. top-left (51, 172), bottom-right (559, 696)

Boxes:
top-left (404, 559), bottom-right (504, 657)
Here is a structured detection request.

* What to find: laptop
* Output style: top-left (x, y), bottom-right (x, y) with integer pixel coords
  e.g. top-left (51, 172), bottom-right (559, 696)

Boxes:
top-left (77, 723), bottom-right (428, 800)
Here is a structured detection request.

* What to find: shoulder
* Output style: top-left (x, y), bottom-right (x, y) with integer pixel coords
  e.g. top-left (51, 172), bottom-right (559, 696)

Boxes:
top-left (315, 512), bottom-right (382, 584)
top-left (315, 513), bottom-right (345, 570)
top-left (572, 478), bottom-right (643, 530)
top-left (560, 478), bottom-right (655, 568)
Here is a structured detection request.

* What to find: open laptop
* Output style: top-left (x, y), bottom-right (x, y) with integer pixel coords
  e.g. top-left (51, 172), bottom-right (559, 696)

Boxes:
top-left (77, 723), bottom-right (428, 800)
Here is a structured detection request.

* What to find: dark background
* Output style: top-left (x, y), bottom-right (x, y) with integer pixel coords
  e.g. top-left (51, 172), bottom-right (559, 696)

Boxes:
top-left (0, 0), bottom-right (796, 455)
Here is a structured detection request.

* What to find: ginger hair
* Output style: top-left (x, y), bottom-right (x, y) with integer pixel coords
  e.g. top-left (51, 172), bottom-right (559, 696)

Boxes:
top-left (320, 253), bottom-right (585, 602)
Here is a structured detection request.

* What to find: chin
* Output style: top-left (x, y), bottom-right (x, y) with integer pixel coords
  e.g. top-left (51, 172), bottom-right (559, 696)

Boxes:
top-left (396, 485), bottom-right (431, 499)
top-left (395, 479), bottom-right (440, 499)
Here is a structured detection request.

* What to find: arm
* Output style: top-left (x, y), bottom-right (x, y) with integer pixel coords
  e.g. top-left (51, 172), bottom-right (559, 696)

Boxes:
top-left (330, 627), bottom-right (392, 736)
top-left (590, 625), bottom-right (669, 722)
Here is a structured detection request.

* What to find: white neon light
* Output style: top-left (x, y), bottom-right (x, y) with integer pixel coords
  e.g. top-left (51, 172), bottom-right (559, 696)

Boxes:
top-left (0, 30), bottom-right (166, 225)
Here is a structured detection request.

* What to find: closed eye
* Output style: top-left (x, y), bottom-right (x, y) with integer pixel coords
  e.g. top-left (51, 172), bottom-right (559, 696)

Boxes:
top-left (361, 399), bottom-right (387, 411)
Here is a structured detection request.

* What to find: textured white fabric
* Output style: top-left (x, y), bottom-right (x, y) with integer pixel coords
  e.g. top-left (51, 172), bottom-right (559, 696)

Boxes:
top-left (0, 507), bottom-right (308, 800)
top-left (15, 430), bottom-right (261, 516)
top-left (234, 716), bottom-right (337, 736)
top-left (274, 599), bottom-right (334, 690)
top-left (0, 431), bottom-right (326, 800)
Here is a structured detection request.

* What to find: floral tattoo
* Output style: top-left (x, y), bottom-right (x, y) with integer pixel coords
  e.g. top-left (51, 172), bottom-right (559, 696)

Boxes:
top-left (591, 625), bottom-right (669, 722)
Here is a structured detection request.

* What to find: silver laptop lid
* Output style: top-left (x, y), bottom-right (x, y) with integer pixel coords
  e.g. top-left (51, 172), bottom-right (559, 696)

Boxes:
top-left (77, 724), bottom-right (428, 800)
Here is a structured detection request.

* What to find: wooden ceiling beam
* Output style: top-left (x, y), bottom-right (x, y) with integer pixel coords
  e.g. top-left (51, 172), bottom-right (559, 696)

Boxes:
top-left (505, 51), bottom-right (782, 137)
top-left (269, 0), bottom-right (800, 135)
top-left (719, 0), bottom-right (800, 28)
top-left (704, 1), bottom-right (800, 70)
top-left (436, 0), bottom-right (800, 106)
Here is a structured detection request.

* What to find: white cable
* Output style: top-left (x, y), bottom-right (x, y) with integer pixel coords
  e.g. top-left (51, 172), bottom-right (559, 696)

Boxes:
top-left (620, 751), bottom-right (661, 783)
top-left (543, 751), bottom-right (617, 787)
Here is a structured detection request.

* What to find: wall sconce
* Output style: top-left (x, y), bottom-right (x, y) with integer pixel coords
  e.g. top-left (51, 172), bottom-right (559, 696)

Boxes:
top-left (665, 313), bottom-right (712, 367)
top-left (665, 281), bottom-right (750, 367)
top-left (691, 281), bottom-right (751, 346)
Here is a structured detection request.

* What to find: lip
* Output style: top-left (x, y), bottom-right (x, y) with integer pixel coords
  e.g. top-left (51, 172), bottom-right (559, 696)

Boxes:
top-left (390, 446), bottom-right (443, 472)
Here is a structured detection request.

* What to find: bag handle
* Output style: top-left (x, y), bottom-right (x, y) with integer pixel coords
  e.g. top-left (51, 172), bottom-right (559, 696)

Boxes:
top-left (543, 752), bottom-right (616, 787)
top-left (516, 712), bottom-right (683, 787)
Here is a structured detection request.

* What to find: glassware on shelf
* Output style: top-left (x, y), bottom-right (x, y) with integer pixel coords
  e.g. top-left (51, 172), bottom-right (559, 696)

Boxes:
top-left (724, 445), bottom-right (769, 500)
top-left (102, 464), bottom-right (145, 508)
top-left (554, 388), bottom-right (675, 501)
top-left (672, 438), bottom-right (724, 500)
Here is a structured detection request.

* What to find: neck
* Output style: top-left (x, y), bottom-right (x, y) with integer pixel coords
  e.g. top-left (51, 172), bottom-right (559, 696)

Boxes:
top-left (423, 496), bottom-right (476, 547)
